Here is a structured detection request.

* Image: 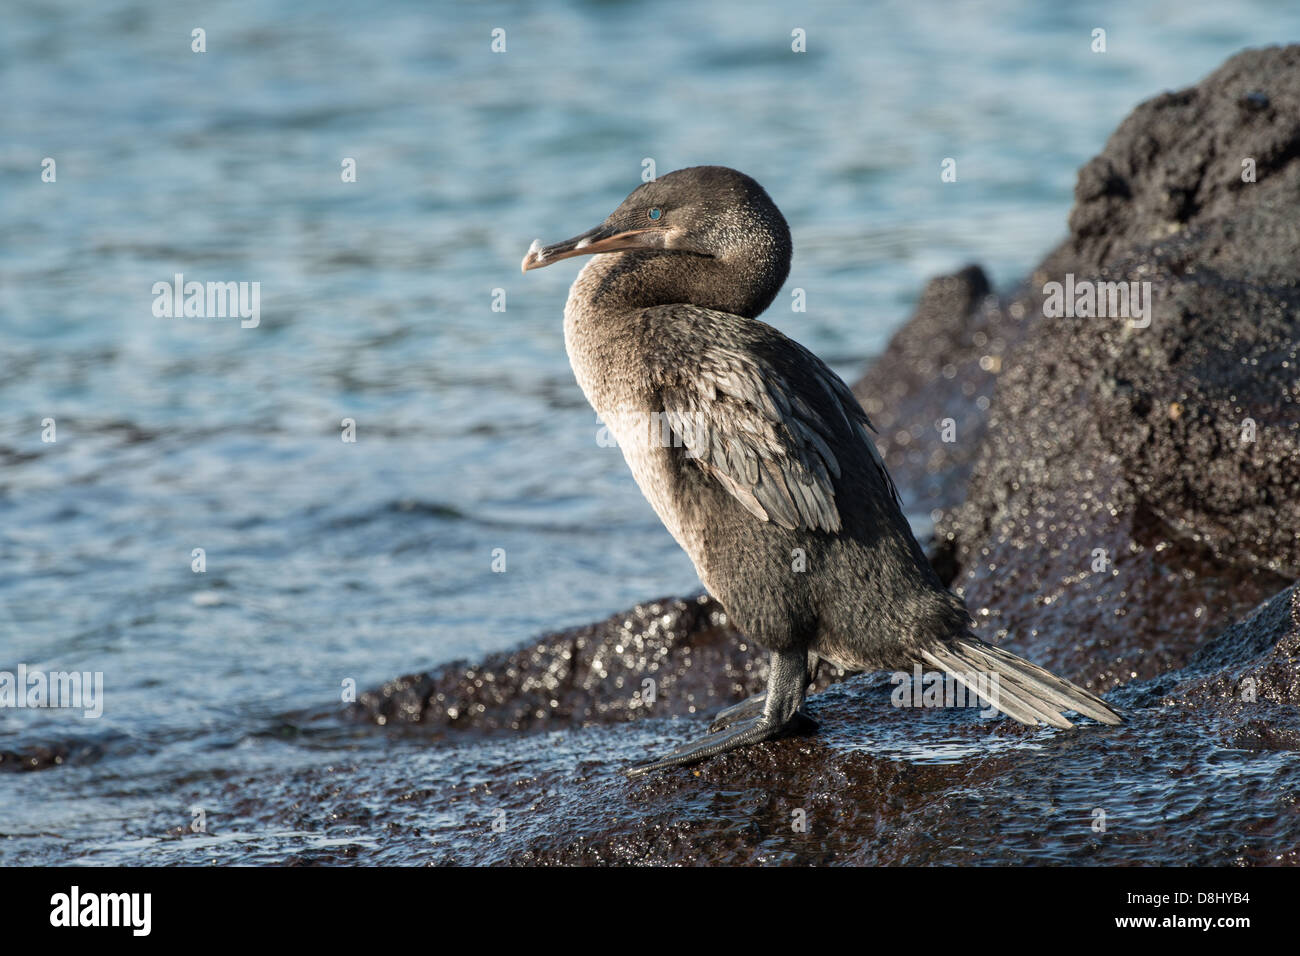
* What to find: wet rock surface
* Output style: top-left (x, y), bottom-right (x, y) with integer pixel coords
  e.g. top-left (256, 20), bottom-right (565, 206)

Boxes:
top-left (851, 263), bottom-right (1013, 524)
top-left (351, 594), bottom-right (844, 734)
top-left (265, 582), bottom-right (1299, 865)
top-left (194, 46), bottom-right (1300, 864)
top-left (938, 45), bottom-right (1300, 692)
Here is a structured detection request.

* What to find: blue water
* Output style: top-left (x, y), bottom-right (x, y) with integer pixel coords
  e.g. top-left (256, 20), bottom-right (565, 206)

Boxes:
top-left (3, 0), bottom-right (1298, 863)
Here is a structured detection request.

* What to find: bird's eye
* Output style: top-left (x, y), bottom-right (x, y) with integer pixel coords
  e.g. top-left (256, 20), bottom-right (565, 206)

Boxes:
top-left (648, 207), bottom-right (662, 221)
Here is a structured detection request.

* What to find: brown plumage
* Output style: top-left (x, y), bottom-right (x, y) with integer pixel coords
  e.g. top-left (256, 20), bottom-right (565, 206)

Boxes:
top-left (523, 165), bottom-right (1121, 775)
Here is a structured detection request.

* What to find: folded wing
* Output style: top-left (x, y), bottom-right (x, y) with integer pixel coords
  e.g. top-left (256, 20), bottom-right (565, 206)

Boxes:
top-left (648, 306), bottom-right (899, 533)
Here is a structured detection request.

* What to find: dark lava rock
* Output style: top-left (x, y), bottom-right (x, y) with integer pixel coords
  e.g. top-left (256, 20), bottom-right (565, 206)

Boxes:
top-left (261, 583), bottom-right (1299, 865)
top-left (1155, 581), bottom-right (1300, 751)
top-left (299, 46), bottom-right (1300, 865)
top-left (851, 264), bottom-right (1013, 526)
top-left (0, 743), bottom-right (73, 772)
top-left (937, 45), bottom-right (1300, 689)
top-left (349, 594), bottom-right (846, 733)
top-left (0, 734), bottom-right (113, 773)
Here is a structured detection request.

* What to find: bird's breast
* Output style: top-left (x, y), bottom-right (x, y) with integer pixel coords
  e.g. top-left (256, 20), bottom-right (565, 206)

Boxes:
top-left (561, 285), bottom-right (706, 558)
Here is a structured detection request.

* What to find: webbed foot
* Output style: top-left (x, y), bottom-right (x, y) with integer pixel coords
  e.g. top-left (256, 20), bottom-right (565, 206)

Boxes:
top-left (627, 646), bottom-right (814, 777)
top-left (626, 714), bottom-right (791, 777)
top-left (710, 693), bottom-right (818, 734)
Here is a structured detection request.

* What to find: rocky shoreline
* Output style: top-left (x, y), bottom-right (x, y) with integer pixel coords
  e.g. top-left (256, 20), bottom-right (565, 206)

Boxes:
top-left (314, 46), bottom-right (1300, 864)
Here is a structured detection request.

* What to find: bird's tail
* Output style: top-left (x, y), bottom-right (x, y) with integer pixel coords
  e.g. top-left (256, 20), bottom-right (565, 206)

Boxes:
top-left (918, 635), bottom-right (1122, 728)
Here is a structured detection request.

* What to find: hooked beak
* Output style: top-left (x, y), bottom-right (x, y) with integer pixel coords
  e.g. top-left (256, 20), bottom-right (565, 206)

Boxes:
top-left (521, 224), bottom-right (661, 273)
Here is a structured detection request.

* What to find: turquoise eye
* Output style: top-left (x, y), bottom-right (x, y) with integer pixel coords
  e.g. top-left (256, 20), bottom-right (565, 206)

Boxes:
top-left (648, 207), bottom-right (662, 220)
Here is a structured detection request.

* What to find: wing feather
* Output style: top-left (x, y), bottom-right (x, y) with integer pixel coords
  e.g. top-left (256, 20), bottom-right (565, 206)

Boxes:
top-left (646, 306), bottom-right (900, 533)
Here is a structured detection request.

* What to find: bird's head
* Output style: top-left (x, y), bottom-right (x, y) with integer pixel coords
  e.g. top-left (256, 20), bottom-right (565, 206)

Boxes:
top-left (521, 166), bottom-right (792, 318)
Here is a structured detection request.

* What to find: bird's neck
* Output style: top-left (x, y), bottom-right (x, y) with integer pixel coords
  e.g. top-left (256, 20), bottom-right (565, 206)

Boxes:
top-left (567, 249), bottom-right (787, 319)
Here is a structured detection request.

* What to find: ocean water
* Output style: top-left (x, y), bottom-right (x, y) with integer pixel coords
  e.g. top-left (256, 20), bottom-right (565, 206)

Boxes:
top-left (3, 0), bottom-right (1298, 863)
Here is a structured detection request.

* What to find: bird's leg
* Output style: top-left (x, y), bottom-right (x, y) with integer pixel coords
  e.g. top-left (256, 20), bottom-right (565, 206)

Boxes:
top-left (709, 649), bottom-right (821, 733)
top-left (798, 651), bottom-right (821, 732)
top-left (627, 647), bottom-right (810, 776)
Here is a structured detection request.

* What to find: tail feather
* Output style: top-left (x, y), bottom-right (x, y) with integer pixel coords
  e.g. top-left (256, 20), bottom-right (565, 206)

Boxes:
top-left (923, 636), bottom-right (1123, 729)
top-left (920, 647), bottom-right (1072, 728)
